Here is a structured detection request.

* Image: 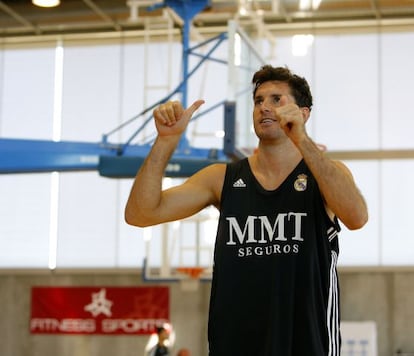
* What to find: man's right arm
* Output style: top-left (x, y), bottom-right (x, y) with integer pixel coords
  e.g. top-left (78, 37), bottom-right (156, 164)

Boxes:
top-left (124, 99), bottom-right (221, 227)
top-left (124, 134), bottom-right (180, 227)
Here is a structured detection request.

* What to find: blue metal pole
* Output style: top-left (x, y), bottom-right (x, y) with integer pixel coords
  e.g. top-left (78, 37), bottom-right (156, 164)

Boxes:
top-left (163, 0), bottom-right (209, 151)
top-left (181, 16), bottom-right (190, 109)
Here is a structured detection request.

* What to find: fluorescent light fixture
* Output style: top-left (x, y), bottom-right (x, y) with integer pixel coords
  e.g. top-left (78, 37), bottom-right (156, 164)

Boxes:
top-left (32, 0), bottom-right (60, 7)
top-left (234, 33), bottom-right (242, 66)
top-left (239, 7), bottom-right (248, 16)
top-left (299, 0), bottom-right (311, 10)
top-left (53, 41), bottom-right (63, 142)
top-left (299, 0), bottom-right (322, 10)
top-left (312, 0), bottom-right (322, 10)
top-left (292, 34), bottom-right (314, 56)
top-left (48, 40), bottom-right (64, 270)
top-left (48, 171), bottom-right (59, 270)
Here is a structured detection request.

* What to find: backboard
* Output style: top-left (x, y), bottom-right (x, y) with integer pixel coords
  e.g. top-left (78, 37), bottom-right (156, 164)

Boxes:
top-left (142, 202), bottom-right (218, 287)
top-left (141, 21), bottom-right (266, 286)
top-left (226, 20), bottom-right (266, 158)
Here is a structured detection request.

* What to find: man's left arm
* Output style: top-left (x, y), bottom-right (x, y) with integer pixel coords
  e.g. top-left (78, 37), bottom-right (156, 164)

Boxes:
top-left (298, 136), bottom-right (368, 230)
top-left (275, 99), bottom-right (368, 230)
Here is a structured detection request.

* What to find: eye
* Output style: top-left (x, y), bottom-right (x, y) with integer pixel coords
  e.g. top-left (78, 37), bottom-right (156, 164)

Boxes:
top-left (273, 95), bottom-right (281, 104)
top-left (254, 98), bottom-right (263, 106)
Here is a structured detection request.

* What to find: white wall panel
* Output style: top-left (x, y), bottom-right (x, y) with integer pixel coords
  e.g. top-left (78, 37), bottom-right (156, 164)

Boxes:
top-left (0, 45), bottom-right (55, 139)
top-left (55, 41), bottom-right (123, 267)
top-left (117, 179), bottom-right (146, 267)
top-left (0, 174), bottom-right (50, 267)
top-left (0, 44), bottom-right (56, 268)
top-left (270, 36), bottom-right (314, 79)
top-left (337, 161), bottom-right (381, 266)
top-left (61, 43), bottom-right (122, 142)
top-left (313, 34), bottom-right (380, 150)
top-left (57, 172), bottom-right (119, 267)
top-left (117, 42), bottom-right (146, 143)
top-left (381, 32), bottom-right (414, 149)
top-left (381, 160), bottom-right (414, 265)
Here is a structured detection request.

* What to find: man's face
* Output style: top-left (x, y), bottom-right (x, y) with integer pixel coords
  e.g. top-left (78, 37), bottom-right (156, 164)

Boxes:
top-left (252, 80), bottom-right (295, 139)
top-left (159, 328), bottom-right (169, 341)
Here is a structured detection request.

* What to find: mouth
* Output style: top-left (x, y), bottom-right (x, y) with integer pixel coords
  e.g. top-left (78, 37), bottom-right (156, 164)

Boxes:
top-left (260, 118), bottom-right (276, 124)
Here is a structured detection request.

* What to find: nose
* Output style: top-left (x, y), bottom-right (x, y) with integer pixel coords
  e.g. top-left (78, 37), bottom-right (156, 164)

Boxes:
top-left (260, 99), bottom-right (272, 112)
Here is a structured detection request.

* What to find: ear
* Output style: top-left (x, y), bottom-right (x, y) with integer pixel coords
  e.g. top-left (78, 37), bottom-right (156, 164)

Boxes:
top-left (301, 107), bottom-right (311, 123)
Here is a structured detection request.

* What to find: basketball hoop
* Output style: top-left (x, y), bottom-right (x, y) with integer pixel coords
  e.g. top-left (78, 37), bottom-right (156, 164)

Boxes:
top-left (176, 267), bottom-right (205, 292)
top-left (176, 267), bottom-right (205, 279)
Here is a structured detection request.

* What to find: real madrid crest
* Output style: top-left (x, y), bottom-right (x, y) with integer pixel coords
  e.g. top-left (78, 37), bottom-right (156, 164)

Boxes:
top-left (294, 174), bottom-right (308, 192)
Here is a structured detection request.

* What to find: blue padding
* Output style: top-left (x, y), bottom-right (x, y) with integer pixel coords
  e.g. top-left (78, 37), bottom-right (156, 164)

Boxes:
top-left (98, 154), bottom-right (228, 178)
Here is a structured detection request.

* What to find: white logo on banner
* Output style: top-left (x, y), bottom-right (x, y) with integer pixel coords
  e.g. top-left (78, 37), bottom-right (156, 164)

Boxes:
top-left (84, 288), bottom-right (113, 317)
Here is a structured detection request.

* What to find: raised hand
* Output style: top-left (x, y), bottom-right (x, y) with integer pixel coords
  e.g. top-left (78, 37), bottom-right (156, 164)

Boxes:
top-left (274, 95), bottom-right (308, 144)
top-left (153, 99), bottom-right (205, 137)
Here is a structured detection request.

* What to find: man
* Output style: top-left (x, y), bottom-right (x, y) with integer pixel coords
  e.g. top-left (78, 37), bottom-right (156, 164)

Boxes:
top-left (147, 326), bottom-right (170, 356)
top-left (125, 65), bottom-right (368, 355)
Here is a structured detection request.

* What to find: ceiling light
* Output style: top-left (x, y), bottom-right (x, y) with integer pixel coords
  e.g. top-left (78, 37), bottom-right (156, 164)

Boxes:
top-left (299, 0), bottom-right (322, 11)
top-left (32, 0), bottom-right (60, 8)
top-left (312, 0), bottom-right (322, 10)
top-left (299, 0), bottom-right (310, 11)
top-left (292, 34), bottom-right (314, 56)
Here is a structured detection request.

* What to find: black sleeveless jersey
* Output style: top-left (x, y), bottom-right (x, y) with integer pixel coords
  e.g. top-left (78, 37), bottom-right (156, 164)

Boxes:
top-left (208, 158), bottom-right (341, 356)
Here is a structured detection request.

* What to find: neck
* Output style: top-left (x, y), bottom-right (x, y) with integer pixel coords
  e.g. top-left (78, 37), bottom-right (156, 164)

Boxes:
top-left (247, 143), bottom-right (302, 191)
top-left (254, 139), bottom-right (302, 171)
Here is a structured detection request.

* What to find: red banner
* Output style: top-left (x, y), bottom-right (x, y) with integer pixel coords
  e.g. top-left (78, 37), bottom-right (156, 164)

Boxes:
top-left (30, 286), bottom-right (169, 335)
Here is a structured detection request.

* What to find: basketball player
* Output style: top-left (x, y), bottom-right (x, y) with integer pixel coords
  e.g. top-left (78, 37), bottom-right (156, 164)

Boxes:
top-left (125, 65), bottom-right (368, 355)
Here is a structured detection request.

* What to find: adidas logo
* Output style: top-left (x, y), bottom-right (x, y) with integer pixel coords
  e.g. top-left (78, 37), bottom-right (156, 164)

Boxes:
top-left (233, 178), bottom-right (246, 188)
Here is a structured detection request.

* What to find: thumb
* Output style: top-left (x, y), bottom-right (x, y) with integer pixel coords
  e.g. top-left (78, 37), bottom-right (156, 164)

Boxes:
top-left (186, 99), bottom-right (205, 116)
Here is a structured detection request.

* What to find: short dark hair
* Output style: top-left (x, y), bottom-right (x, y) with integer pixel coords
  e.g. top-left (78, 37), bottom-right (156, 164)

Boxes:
top-left (156, 326), bottom-right (166, 334)
top-left (252, 65), bottom-right (313, 109)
